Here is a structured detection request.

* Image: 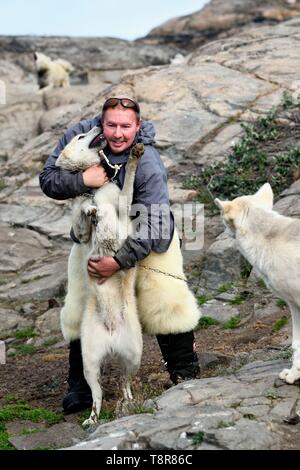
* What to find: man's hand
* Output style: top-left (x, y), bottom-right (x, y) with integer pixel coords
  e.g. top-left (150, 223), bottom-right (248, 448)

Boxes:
top-left (83, 165), bottom-right (108, 188)
top-left (87, 256), bottom-right (120, 284)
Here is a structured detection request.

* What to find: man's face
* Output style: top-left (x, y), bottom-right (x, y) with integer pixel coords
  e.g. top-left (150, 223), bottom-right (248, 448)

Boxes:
top-left (102, 108), bottom-right (141, 154)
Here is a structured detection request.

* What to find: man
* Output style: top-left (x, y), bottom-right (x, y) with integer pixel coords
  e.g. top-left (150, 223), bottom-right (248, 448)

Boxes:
top-left (40, 96), bottom-right (200, 413)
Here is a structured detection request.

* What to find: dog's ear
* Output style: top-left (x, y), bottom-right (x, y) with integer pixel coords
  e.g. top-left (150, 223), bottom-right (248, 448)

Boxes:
top-left (33, 52), bottom-right (38, 61)
top-left (55, 147), bottom-right (70, 167)
top-left (214, 198), bottom-right (232, 213)
top-left (255, 183), bottom-right (273, 210)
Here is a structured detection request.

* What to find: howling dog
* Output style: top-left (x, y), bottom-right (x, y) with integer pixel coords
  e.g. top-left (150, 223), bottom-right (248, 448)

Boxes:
top-left (56, 127), bottom-right (143, 426)
top-left (215, 183), bottom-right (300, 385)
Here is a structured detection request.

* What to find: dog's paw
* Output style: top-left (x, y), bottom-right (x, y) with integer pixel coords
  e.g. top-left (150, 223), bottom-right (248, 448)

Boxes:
top-left (279, 367), bottom-right (300, 384)
top-left (83, 205), bottom-right (97, 217)
top-left (82, 408), bottom-right (98, 428)
top-left (131, 143), bottom-right (144, 160)
top-left (82, 416), bottom-right (97, 428)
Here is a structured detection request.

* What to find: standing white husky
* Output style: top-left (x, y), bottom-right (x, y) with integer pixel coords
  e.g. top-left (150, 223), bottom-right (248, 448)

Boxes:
top-left (56, 127), bottom-right (143, 426)
top-left (215, 183), bottom-right (300, 385)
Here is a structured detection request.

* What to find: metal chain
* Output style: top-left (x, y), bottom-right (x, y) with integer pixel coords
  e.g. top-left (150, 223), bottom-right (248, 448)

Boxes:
top-left (139, 265), bottom-right (187, 282)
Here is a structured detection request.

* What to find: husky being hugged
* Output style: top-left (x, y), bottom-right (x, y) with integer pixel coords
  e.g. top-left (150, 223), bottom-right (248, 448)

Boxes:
top-left (215, 183), bottom-right (300, 384)
top-left (56, 126), bottom-right (143, 426)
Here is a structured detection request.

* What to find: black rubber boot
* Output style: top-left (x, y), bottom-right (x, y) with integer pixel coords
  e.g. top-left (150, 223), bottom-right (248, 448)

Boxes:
top-left (62, 339), bottom-right (93, 413)
top-left (156, 331), bottom-right (200, 385)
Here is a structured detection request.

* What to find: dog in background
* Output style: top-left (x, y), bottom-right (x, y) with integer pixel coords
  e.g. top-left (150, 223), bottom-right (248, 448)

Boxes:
top-left (56, 127), bottom-right (143, 426)
top-left (33, 52), bottom-right (73, 92)
top-left (215, 183), bottom-right (300, 384)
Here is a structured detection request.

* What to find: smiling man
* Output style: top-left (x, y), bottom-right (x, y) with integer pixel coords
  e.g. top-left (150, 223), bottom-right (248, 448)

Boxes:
top-left (39, 95), bottom-right (200, 413)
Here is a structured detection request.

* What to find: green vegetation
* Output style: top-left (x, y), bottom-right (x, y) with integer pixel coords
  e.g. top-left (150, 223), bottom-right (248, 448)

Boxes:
top-left (14, 328), bottom-right (36, 340)
top-left (229, 295), bottom-right (244, 306)
top-left (223, 315), bottom-right (241, 330)
top-left (10, 344), bottom-right (36, 356)
top-left (192, 431), bottom-right (204, 446)
top-left (265, 388), bottom-right (278, 400)
top-left (256, 278), bottom-right (267, 289)
top-left (217, 421), bottom-right (235, 428)
top-left (196, 316), bottom-right (220, 330)
top-left (197, 294), bottom-right (213, 305)
top-left (275, 348), bottom-right (293, 360)
top-left (272, 316), bottom-right (288, 332)
top-left (79, 408), bottom-right (115, 424)
top-left (0, 403), bottom-right (64, 450)
top-left (276, 299), bottom-right (287, 308)
top-left (127, 404), bottom-right (155, 415)
top-left (183, 92), bottom-right (300, 213)
top-left (0, 404), bottom-right (63, 425)
top-left (240, 261), bottom-right (252, 280)
top-left (216, 283), bottom-right (233, 293)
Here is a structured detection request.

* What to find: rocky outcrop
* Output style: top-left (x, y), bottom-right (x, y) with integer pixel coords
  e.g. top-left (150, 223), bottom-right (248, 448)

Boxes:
top-left (65, 360), bottom-right (300, 450)
top-left (1, 1), bottom-right (300, 451)
top-left (0, 35), bottom-right (178, 86)
top-left (144, 0), bottom-right (300, 50)
top-left (1, 16), bottom-right (300, 320)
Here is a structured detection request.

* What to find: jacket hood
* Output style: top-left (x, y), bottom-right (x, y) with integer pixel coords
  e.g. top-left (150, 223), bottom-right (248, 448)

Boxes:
top-left (137, 120), bottom-right (156, 145)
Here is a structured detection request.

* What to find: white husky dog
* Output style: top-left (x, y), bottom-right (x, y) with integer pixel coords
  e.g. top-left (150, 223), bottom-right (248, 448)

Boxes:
top-left (215, 183), bottom-right (300, 384)
top-left (33, 52), bottom-right (73, 91)
top-left (56, 127), bottom-right (143, 426)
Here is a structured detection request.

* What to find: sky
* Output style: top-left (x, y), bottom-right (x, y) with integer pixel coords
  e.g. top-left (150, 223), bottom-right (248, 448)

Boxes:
top-left (0, 0), bottom-right (208, 40)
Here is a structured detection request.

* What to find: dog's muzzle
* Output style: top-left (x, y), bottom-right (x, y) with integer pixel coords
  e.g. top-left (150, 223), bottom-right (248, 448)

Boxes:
top-left (89, 133), bottom-right (107, 150)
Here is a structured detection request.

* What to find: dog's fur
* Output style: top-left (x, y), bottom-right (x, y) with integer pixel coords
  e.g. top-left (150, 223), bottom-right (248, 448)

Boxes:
top-left (56, 127), bottom-right (143, 426)
top-left (136, 231), bottom-right (200, 335)
top-left (34, 52), bottom-right (73, 92)
top-left (215, 183), bottom-right (300, 384)
top-left (56, 126), bottom-right (201, 423)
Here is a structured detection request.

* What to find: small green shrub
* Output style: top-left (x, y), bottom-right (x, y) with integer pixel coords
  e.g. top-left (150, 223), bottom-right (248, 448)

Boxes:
top-left (276, 299), bottom-right (287, 308)
top-left (11, 344), bottom-right (36, 356)
top-left (193, 431), bottom-right (204, 445)
top-left (229, 296), bottom-right (244, 305)
top-left (216, 283), bottom-right (233, 293)
top-left (183, 93), bottom-right (300, 213)
top-left (256, 278), bottom-right (266, 289)
top-left (197, 294), bottom-right (214, 306)
top-left (272, 316), bottom-right (288, 332)
top-left (223, 315), bottom-right (241, 329)
top-left (196, 316), bottom-right (220, 330)
top-left (0, 404), bottom-right (63, 451)
top-left (14, 329), bottom-right (36, 340)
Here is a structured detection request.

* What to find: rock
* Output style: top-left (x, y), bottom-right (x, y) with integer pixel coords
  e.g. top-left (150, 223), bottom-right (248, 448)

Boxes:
top-left (65, 359), bottom-right (296, 450)
top-left (0, 309), bottom-right (34, 334)
top-left (9, 422), bottom-right (85, 450)
top-left (198, 352), bottom-right (231, 370)
top-left (168, 182), bottom-right (198, 204)
top-left (200, 235), bottom-right (244, 290)
top-left (0, 89), bottom-right (43, 158)
top-left (35, 307), bottom-right (61, 336)
top-left (254, 301), bottom-right (284, 319)
top-left (146, 0), bottom-right (300, 50)
top-left (38, 104), bottom-right (80, 132)
top-left (200, 300), bottom-right (240, 323)
top-left (0, 223), bottom-right (54, 274)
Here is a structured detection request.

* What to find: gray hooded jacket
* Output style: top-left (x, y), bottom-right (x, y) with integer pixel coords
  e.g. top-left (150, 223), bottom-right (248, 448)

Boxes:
top-left (39, 116), bottom-right (174, 268)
